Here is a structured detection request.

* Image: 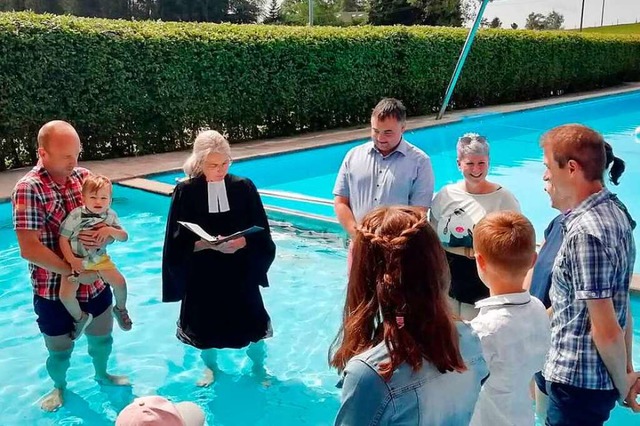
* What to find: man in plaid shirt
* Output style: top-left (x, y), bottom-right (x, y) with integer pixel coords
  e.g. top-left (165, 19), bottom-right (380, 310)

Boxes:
top-left (538, 124), bottom-right (639, 425)
top-left (12, 121), bottom-right (128, 412)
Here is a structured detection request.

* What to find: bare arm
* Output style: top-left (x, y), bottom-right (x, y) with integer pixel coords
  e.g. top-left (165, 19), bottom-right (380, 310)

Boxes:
top-left (334, 196), bottom-right (357, 238)
top-left (108, 227), bottom-right (128, 242)
top-left (17, 230), bottom-right (71, 276)
top-left (58, 235), bottom-right (77, 264)
top-left (587, 298), bottom-right (634, 399)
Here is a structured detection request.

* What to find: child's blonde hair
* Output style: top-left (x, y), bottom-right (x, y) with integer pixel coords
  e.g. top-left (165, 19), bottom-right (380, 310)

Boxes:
top-left (82, 174), bottom-right (112, 195)
top-left (473, 211), bottom-right (535, 274)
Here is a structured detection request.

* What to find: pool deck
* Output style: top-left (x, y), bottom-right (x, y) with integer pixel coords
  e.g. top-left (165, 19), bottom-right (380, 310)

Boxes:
top-left (2, 83), bottom-right (640, 291)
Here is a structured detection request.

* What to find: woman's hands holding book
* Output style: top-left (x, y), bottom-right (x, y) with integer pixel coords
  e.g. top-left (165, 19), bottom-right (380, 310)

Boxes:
top-left (194, 237), bottom-right (246, 254)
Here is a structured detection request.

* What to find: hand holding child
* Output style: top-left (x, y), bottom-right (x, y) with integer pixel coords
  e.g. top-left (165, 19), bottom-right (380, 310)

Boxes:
top-left (69, 257), bottom-right (85, 274)
top-left (94, 226), bottom-right (115, 244)
top-left (78, 222), bottom-right (110, 250)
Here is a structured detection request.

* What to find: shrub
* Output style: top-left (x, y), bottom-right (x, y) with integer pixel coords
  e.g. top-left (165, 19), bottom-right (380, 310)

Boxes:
top-left (0, 12), bottom-right (638, 170)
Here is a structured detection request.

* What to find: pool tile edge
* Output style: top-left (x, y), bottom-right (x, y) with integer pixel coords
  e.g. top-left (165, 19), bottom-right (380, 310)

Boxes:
top-left (118, 178), bottom-right (174, 196)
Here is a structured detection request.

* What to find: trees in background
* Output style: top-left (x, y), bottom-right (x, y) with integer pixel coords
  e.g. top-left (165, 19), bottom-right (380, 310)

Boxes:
top-left (0, 0), bottom-right (264, 23)
top-left (0, 0), bottom-right (469, 26)
top-left (543, 10), bottom-right (564, 29)
top-left (263, 0), bottom-right (282, 23)
top-left (368, 0), bottom-right (462, 26)
top-left (280, 0), bottom-right (341, 26)
top-left (525, 10), bottom-right (564, 30)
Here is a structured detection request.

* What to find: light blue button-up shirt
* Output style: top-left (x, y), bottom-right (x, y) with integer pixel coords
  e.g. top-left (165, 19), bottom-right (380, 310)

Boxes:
top-left (333, 140), bottom-right (435, 222)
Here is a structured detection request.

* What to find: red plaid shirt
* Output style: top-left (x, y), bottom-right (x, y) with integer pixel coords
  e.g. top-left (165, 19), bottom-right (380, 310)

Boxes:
top-left (11, 165), bottom-right (106, 301)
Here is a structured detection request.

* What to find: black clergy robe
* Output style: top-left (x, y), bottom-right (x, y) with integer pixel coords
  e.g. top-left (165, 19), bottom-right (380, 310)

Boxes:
top-left (162, 174), bottom-right (276, 349)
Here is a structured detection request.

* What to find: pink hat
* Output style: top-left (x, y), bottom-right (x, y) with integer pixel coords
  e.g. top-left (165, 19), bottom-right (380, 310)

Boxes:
top-left (116, 396), bottom-right (205, 426)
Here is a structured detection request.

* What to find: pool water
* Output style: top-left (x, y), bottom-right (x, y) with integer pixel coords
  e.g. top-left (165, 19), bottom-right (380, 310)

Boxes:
top-left (0, 186), bottom-right (346, 425)
top-left (1, 187), bottom-right (640, 425)
top-left (155, 90), bottom-right (640, 271)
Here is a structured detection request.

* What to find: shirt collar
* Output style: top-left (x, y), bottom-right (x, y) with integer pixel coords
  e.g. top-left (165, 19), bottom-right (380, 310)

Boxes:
top-left (475, 291), bottom-right (531, 309)
top-left (35, 165), bottom-right (60, 189)
top-left (368, 139), bottom-right (408, 157)
top-left (80, 206), bottom-right (106, 218)
top-left (35, 164), bottom-right (80, 190)
top-left (562, 188), bottom-right (611, 231)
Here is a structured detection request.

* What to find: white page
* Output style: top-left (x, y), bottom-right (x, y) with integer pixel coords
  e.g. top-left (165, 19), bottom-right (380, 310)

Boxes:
top-left (178, 221), bottom-right (216, 243)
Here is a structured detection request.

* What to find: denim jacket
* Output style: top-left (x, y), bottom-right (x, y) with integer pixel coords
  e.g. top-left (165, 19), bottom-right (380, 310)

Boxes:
top-left (335, 322), bottom-right (488, 426)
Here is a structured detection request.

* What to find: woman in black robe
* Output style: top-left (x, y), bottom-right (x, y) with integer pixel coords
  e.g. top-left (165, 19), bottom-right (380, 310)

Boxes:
top-left (162, 130), bottom-right (276, 386)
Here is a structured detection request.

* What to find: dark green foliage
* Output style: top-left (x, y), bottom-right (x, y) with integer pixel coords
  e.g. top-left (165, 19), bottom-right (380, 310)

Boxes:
top-left (340, 0), bottom-right (365, 12)
top-left (263, 0), bottom-right (281, 24)
top-left (368, 0), bottom-right (462, 27)
top-left (525, 11), bottom-right (563, 30)
top-left (0, 12), bottom-right (639, 170)
top-left (368, 0), bottom-right (420, 26)
top-left (0, 0), bottom-right (262, 23)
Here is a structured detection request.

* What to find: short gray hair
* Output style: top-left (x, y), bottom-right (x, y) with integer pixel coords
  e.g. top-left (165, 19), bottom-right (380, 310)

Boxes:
top-left (456, 133), bottom-right (490, 159)
top-left (183, 130), bottom-right (231, 177)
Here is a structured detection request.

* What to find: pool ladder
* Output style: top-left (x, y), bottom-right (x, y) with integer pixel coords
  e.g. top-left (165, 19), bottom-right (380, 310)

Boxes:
top-left (258, 189), bottom-right (339, 227)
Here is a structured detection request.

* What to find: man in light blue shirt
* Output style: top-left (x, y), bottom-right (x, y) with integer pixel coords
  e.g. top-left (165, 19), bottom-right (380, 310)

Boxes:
top-left (333, 98), bottom-right (435, 237)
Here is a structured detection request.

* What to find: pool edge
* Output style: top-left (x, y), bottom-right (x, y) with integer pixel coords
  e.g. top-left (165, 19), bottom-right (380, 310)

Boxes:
top-left (117, 178), bottom-right (640, 295)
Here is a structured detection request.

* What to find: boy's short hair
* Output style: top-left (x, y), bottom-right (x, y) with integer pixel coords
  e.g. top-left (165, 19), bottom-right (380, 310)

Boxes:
top-left (82, 174), bottom-right (112, 195)
top-left (473, 211), bottom-right (536, 273)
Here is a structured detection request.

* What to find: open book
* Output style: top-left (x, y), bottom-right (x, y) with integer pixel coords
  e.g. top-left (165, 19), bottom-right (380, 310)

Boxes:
top-left (178, 221), bottom-right (264, 245)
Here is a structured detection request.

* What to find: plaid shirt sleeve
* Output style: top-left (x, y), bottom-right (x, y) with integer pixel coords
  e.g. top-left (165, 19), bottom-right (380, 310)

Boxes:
top-left (12, 181), bottom-right (44, 231)
top-left (568, 233), bottom-right (616, 300)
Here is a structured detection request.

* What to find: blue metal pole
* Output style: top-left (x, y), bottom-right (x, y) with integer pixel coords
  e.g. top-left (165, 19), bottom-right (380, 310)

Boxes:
top-left (436, 0), bottom-right (491, 120)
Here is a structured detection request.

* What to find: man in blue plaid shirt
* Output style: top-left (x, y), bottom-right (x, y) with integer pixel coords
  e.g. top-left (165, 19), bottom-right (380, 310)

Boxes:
top-left (538, 124), bottom-right (639, 425)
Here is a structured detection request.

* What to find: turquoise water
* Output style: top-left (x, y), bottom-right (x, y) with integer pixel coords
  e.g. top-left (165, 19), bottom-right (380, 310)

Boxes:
top-left (155, 90), bottom-right (640, 272)
top-left (1, 187), bottom-right (639, 425)
top-left (0, 186), bottom-right (345, 425)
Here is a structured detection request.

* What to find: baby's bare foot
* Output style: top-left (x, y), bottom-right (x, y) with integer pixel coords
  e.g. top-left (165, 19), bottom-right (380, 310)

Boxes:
top-left (196, 367), bottom-right (215, 387)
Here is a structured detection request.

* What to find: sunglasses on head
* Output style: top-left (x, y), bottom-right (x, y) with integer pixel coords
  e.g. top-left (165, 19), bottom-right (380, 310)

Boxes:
top-left (458, 134), bottom-right (487, 144)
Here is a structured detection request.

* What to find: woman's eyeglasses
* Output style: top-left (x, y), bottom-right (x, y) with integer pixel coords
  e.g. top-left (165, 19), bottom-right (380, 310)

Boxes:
top-left (203, 159), bottom-right (233, 171)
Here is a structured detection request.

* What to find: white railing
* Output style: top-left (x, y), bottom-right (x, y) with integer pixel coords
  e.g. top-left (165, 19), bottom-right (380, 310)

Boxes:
top-left (258, 189), bottom-right (333, 206)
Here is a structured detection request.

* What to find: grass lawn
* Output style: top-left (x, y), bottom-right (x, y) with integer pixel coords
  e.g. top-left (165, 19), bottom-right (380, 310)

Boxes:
top-left (578, 22), bottom-right (640, 34)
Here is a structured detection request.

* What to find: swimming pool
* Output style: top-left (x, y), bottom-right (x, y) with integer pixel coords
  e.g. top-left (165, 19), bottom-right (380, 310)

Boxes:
top-left (1, 186), bottom-right (639, 425)
top-left (2, 90), bottom-right (640, 425)
top-left (154, 90), bottom-right (640, 271)
top-left (0, 186), bottom-right (346, 425)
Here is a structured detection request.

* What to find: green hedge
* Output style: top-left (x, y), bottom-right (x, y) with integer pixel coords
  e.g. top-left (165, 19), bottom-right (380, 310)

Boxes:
top-left (1, 12), bottom-right (639, 170)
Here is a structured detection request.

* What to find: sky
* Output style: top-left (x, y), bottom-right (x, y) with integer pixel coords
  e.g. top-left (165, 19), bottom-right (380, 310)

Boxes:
top-left (482, 0), bottom-right (640, 29)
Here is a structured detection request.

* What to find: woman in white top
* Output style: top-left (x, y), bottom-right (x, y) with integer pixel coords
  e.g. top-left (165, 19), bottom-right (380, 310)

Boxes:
top-left (430, 134), bottom-right (520, 320)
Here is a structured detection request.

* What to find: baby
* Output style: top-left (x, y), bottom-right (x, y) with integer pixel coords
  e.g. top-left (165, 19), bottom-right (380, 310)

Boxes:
top-left (59, 174), bottom-right (132, 339)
